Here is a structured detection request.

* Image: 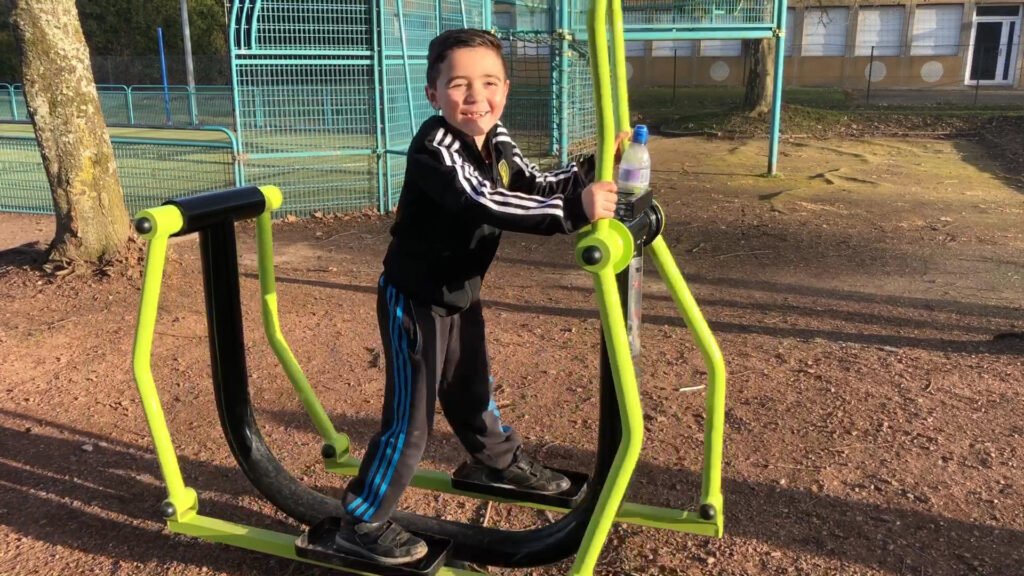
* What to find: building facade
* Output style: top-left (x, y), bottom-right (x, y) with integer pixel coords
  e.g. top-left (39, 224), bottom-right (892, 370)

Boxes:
top-left (624, 1), bottom-right (1024, 89)
top-left (495, 1), bottom-right (1024, 90)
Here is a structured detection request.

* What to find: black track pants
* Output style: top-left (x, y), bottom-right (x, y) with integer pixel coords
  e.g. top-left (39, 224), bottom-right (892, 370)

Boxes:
top-left (342, 276), bottom-right (521, 522)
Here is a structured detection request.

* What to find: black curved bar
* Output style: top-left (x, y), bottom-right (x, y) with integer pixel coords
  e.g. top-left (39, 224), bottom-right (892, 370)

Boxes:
top-left (166, 186), bottom-right (266, 236)
top-left (199, 216), bottom-right (623, 567)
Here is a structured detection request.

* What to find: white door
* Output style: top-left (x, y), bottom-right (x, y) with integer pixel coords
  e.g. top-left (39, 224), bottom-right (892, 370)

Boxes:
top-left (966, 7), bottom-right (1021, 85)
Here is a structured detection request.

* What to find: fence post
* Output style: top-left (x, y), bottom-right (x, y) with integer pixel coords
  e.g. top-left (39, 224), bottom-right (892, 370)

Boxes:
top-left (127, 86), bottom-right (136, 126)
top-left (188, 86), bottom-right (199, 127)
top-left (157, 27), bottom-right (173, 126)
top-left (866, 45), bottom-right (874, 105)
top-left (672, 49), bottom-right (678, 106)
top-left (11, 85), bottom-right (20, 121)
top-left (5, 85), bottom-right (15, 121)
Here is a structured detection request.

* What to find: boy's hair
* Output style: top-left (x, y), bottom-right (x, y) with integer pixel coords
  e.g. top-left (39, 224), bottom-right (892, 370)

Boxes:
top-left (426, 28), bottom-right (506, 88)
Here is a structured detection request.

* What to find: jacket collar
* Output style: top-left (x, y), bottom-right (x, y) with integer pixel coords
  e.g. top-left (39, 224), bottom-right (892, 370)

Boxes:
top-left (430, 115), bottom-right (502, 154)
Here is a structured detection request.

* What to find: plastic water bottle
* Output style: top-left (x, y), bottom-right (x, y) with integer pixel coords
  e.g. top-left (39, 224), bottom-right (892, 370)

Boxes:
top-left (616, 124), bottom-right (650, 196)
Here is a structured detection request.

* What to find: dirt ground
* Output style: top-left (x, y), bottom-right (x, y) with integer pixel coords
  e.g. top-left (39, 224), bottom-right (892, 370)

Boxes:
top-left (1, 135), bottom-right (1022, 576)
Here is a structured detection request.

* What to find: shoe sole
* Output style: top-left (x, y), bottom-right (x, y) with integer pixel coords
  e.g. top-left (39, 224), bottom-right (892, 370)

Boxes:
top-left (332, 537), bottom-right (428, 566)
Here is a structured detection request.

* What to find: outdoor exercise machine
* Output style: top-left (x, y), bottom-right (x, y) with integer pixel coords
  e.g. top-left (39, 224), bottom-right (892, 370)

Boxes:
top-left (130, 1), bottom-right (727, 574)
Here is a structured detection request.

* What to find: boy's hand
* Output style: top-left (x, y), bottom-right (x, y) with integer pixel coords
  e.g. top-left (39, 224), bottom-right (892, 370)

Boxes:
top-left (583, 181), bottom-right (618, 222)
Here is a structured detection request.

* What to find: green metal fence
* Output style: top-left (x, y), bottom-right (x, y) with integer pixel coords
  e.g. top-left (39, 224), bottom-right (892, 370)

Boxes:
top-left (230, 0), bottom-right (490, 216)
top-left (0, 125), bottom-right (239, 215)
top-left (0, 0), bottom-right (787, 217)
top-left (228, 0), bottom-right (606, 216)
top-left (0, 84), bottom-right (234, 128)
top-left (569, 0), bottom-right (775, 34)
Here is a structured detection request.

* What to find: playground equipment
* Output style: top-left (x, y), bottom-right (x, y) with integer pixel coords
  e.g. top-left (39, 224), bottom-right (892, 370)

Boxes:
top-left (131, 0), bottom-right (728, 574)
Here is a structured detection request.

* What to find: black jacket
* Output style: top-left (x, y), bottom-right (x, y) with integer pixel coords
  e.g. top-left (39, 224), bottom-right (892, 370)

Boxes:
top-left (383, 116), bottom-right (595, 314)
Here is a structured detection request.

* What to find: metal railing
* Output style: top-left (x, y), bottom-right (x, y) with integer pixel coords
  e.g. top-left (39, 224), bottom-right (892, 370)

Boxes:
top-left (0, 84), bottom-right (234, 128)
top-left (0, 124), bottom-right (240, 215)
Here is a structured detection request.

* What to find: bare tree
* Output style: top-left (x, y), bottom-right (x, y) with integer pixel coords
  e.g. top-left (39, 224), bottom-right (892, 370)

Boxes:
top-left (10, 0), bottom-right (129, 268)
top-left (742, 38), bottom-right (775, 116)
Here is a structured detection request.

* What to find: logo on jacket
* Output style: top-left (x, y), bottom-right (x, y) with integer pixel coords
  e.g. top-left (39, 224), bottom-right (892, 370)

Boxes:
top-left (498, 159), bottom-right (510, 188)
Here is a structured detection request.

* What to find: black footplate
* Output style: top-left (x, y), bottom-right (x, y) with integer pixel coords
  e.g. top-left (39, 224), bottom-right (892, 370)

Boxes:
top-left (295, 517), bottom-right (451, 576)
top-left (450, 462), bottom-right (589, 509)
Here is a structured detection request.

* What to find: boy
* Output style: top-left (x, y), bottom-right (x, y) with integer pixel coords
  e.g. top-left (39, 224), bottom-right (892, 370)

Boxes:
top-left (334, 28), bottom-right (621, 565)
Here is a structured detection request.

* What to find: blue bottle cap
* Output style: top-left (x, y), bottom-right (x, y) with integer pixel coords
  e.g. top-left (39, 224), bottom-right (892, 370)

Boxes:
top-left (632, 124), bottom-right (648, 145)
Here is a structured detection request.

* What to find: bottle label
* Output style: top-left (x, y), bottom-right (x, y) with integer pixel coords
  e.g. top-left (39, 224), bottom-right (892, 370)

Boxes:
top-left (618, 167), bottom-right (649, 187)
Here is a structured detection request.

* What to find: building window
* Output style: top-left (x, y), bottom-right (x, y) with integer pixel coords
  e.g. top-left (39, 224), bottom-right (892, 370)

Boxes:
top-left (802, 7), bottom-right (850, 56)
top-left (976, 5), bottom-right (1020, 17)
top-left (493, 11), bottom-right (514, 30)
top-left (786, 8), bottom-right (796, 56)
top-left (700, 39), bottom-right (742, 56)
top-left (856, 7), bottom-right (905, 56)
top-left (911, 5), bottom-right (963, 56)
top-left (652, 40), bottom-right (695, 57)
top-left (511, 10), bottom-right (551, 56)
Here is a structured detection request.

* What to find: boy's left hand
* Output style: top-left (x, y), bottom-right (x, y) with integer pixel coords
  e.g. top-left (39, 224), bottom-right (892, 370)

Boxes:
top-left (582, 181), bottom-right (619, 222)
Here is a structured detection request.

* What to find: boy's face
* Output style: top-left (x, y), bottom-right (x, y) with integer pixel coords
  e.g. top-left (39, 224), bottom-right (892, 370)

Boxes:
top-left (426, 46), bottom-right (509, 147)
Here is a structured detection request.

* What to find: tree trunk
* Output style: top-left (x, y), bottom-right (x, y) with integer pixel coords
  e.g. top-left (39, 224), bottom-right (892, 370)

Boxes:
top-left (742, 38), bottom-right (775, 117)
top-left (10, 0), bottom-right (129, 267)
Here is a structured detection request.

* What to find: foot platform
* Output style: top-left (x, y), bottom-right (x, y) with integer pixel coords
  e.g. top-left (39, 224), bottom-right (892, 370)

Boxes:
top-left (450, 463), bottom-right (589, 509)
top-left (295, 517), bottom-right (451, 576)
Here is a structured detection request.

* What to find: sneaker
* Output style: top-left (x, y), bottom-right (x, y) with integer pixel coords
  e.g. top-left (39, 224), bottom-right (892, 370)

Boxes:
top-left (333, 517), bottom-right (428, 566)
top-left (483, 451), bottom-right (571, 494)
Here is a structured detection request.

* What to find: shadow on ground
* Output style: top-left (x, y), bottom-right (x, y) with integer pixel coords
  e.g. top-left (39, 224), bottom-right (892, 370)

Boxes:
top-left (0, 408), bottom-right (1019, 576)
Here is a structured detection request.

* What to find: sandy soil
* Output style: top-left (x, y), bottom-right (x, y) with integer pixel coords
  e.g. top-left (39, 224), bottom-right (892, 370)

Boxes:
top-left (1, 135), bottom-right (1022, 576)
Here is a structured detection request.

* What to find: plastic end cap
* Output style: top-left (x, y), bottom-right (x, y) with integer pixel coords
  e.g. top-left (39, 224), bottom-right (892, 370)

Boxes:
top-left (581, 245), bottom-right (603, 266)
top-left (159, 501), bottom-right (176, 519)
top-left (134, 218), bottom-right (153, 235)
top-left (699, 503), bottom-right (717, 521)
top-left (260, 185), bottom-right (284, 212)
top-left (632, 124), bottom-right (649, 145)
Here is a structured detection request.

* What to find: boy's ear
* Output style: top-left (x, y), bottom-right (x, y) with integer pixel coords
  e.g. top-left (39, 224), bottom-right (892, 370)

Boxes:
top-left (424, 84), bottom-right (438, 110)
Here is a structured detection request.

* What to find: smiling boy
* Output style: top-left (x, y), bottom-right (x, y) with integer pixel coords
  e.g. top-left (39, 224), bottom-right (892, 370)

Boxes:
top-left (334, 29), bottom-right (620, 565)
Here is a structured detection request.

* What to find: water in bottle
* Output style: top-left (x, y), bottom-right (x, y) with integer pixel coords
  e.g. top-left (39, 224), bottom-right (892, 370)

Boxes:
top-left (616, 124), bottom-right (650, 196)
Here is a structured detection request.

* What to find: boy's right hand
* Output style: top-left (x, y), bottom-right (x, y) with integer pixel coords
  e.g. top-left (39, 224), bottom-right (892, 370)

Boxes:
top-left (582, 181), bottom-right (618, 222)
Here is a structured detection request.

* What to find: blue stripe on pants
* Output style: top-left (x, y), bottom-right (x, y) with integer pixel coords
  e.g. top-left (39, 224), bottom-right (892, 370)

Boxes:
top-left (361, 291), bottom-right (412, 517)
top-left (348, 285), bottom-right (409, 519)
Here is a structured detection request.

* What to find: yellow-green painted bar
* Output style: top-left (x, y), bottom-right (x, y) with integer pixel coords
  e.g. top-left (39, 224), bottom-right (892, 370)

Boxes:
top-left (609, 0), bottom-right (630, 137)
top-left (168, 515), bottom-right (479, 576)
top-left (131, 185), bottom-right (282, 521)
top-left (255, 190), bottom-right (350, 457)
top-left (649, 235), bottom-right (726, 533)
top-left (326, 454), bottom-right (718, 535)
top-left (588, 0), bottom-right (615, 184)
top-left (571, 219), bottom-right (645, 576)
top-left (131, 204), bottom-right (197, 521)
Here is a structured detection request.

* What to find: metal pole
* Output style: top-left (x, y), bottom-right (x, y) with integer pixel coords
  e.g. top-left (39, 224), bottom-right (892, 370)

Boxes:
top-left (180, 0), bottom-right (198, 125)
top-left (866, 45), bottom-right (874, 105)
top-left (672, 49), bottom-right (678, 106)
top-left (767, 5), bottom-right (788, 176)
top-left (158, 27), bottom-right (173, 126)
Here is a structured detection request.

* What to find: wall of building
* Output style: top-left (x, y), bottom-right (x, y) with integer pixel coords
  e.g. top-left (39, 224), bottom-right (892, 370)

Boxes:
top-left (612, 0), bottom-right (1024, 90)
